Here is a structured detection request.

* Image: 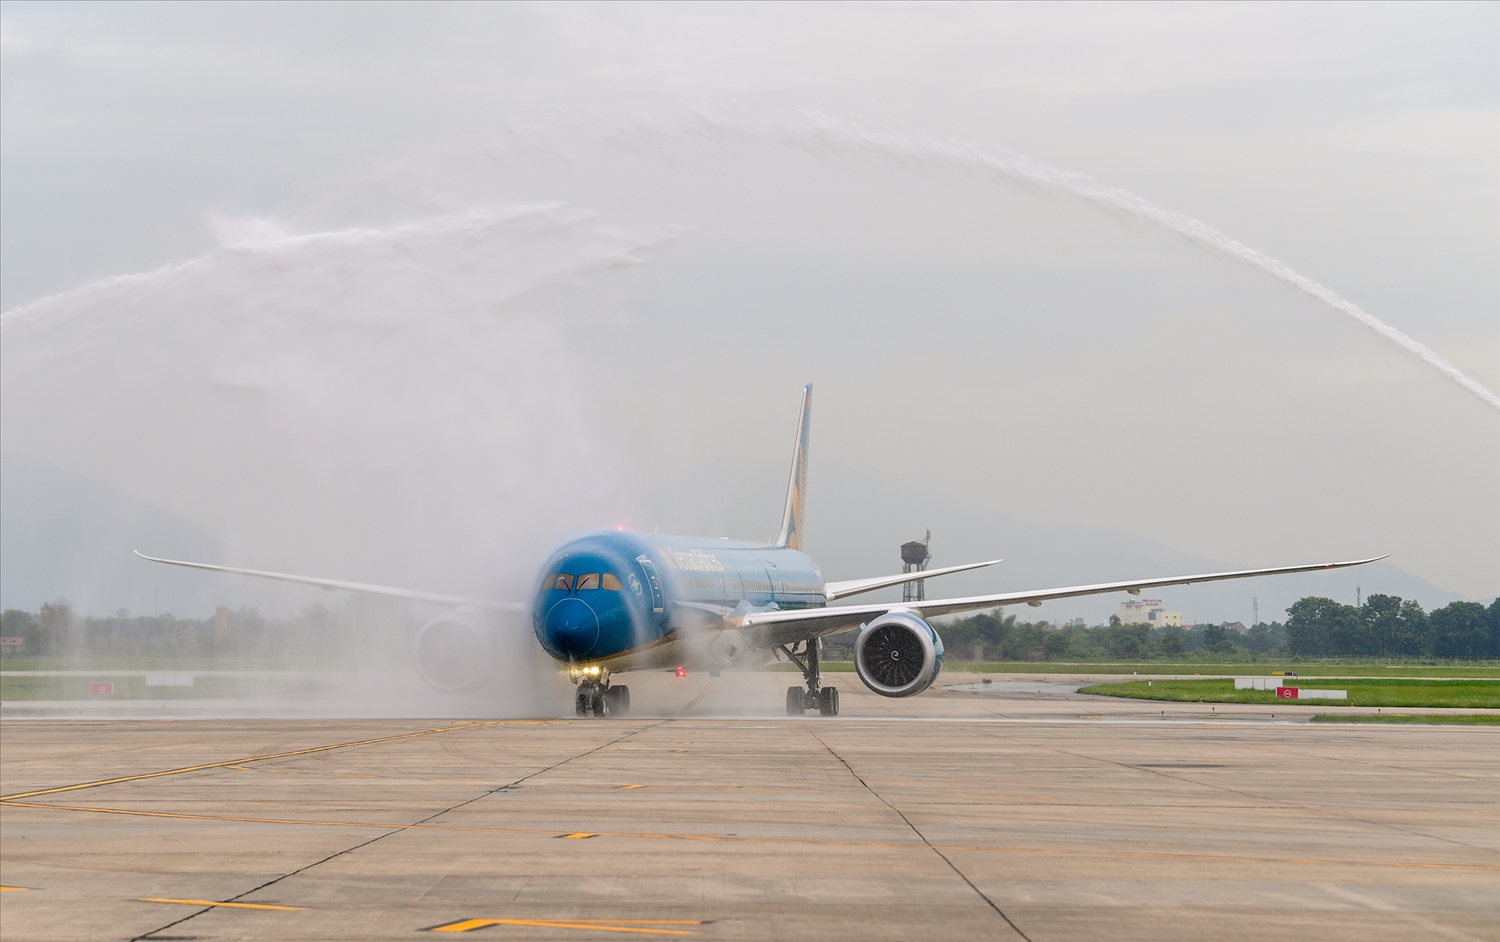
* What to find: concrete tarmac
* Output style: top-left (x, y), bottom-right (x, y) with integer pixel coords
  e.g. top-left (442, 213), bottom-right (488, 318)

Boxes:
top-left (2, 671), bottom-right (1497, 941)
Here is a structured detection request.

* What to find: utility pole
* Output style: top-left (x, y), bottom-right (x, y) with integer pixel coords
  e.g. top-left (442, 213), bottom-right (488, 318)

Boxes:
top-left (1357, 587), bottom-right (1362, 608)
top-left (1252, 598), bottom-right (1258, 628)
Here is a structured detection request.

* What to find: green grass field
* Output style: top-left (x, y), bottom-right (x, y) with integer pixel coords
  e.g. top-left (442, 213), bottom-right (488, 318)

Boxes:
top-left (1079, 677), bottom-right (1500, 709)
top-left (0, 673), bottom-right (328, 701)
top-left (1310, 713), bottom-right (1500, 725)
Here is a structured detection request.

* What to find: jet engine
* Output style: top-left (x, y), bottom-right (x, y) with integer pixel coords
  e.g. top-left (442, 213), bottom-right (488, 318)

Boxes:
top-left (413, 608), bottom-right (495, 693)
top-left (854, 612), bottom-right (945, 697)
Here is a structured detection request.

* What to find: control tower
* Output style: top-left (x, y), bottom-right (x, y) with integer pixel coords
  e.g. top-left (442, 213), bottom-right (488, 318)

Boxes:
top-left (900, 530), bottom-right (932, 602)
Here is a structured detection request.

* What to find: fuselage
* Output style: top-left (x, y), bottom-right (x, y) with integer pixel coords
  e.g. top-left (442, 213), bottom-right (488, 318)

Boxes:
top-left (532, 530), bottom-right (825, 673)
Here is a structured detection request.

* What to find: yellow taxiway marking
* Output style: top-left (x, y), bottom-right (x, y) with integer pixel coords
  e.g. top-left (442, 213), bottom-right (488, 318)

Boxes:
top-left (619, 784), bottom-right (647, 789)
top-left (428, 917), bottom-right (702, 935)
top-left (0, 885), bottom-right (30, 891)
top-left (559, 832), bottom-right (598, 839)
top-left (4, 799), bottom-right (1496, 874)
top-left (0, 722), bottom-right (497, 801)
top-left (139, 897), bottom-right (305, 911)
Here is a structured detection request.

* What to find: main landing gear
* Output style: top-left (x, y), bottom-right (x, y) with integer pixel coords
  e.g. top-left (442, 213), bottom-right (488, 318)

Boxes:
top-left (780, 638), bottom-right (839, 716)
top-left (572, 668), bottom-right (629, 718)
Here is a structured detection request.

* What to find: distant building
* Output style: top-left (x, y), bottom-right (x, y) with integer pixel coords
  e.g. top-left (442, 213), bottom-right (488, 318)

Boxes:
top-left (1221, 621), bottom-right (1248, 635)
top-left (1117, 598), bottom-right (1183, 628)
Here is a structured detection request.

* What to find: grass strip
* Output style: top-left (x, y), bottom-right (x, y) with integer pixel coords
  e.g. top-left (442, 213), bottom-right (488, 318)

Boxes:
top-left (1079, 678), bottom-right (1500, 709)
top-left (1309, 713), bottom-right (1500, 725)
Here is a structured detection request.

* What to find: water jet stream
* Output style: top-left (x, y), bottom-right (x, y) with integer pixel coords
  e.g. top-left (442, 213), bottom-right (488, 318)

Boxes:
top-left (712, 111), bottom-right (1499, 413)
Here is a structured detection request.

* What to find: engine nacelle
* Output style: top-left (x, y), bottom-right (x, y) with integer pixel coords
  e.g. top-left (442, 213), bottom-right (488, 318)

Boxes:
top-left (413, 608), bottom-right (495, 693)
top-left (854, 611), bottom-right (945, 698)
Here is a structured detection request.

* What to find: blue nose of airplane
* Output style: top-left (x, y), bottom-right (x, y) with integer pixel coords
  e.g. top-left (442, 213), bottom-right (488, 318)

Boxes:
top-left (544, 597), bottom-right (600, 659)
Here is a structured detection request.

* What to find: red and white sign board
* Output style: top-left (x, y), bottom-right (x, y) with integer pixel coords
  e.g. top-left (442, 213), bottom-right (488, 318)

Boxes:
top-left (1275, 686), bottom-right (1347, 700)
top-left (0, 637), bottom-right (24, 647)
top-left (90, 682), bottom-right (113, 696)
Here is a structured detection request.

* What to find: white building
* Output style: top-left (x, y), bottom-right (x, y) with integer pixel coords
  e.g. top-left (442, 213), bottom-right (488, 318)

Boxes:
top-left (1116, 598), bottom-right (1183, 628)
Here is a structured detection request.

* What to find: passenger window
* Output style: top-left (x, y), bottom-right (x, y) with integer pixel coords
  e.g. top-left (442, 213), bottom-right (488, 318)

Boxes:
top-left (601, 573), bottom-right (622, 591)
top-left (553, 574), bottom-right (574, 591)
top-left (576, 573), bottom-right (600, 591)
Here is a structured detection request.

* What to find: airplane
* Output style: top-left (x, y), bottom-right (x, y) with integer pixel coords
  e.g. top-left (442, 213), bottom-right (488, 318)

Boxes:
top-left (138, 385), bottom-right (1383, 717)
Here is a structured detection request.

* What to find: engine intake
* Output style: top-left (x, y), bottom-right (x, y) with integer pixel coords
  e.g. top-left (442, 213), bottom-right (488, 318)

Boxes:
top-left (854, 612), bottom-right (944, 697)
top-left (413, 609), bottom-right (495, 693)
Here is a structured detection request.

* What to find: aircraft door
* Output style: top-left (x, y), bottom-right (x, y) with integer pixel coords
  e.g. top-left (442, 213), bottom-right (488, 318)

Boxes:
top-left (635, 556), bottom-right (665, 613)
top-left (738, 555), bottom-right (776, 605)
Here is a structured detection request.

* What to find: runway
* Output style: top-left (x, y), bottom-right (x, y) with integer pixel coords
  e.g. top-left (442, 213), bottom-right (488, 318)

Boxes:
top-left (2, 672), bottom-right (1496, 941)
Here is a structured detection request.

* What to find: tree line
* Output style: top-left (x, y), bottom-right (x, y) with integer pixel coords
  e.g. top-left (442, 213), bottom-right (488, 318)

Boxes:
top-left (1285, 594), bottom-right (1498, 658)
top-left (4, 591), bottom-right (1496, 664)
top-left (0, 600), bottom-right (414, 667)
top-left (922, 593), bottom-right (1497, 662)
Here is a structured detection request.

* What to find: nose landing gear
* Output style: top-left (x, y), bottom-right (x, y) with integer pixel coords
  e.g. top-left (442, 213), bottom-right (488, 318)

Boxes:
top-left (780, 638), bottom-right (839, 716)
top-left (571, 668), bottom-right (629, 717)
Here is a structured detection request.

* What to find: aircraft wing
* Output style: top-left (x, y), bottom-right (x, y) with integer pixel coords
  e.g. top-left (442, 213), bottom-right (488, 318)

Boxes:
top-left (824, 558), bottom-right (1002, 600)
top-left (134, 551), bottom-right (526, 612)
top-left (742, 556), bottom-right (1386, 648)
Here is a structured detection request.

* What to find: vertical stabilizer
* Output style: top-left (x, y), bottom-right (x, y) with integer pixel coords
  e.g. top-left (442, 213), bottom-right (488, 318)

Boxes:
top-left (775, 385), bottom-right (812, 550)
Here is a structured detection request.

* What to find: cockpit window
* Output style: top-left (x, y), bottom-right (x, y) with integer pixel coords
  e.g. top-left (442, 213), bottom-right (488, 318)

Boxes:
top-left (553, 573), bottom-right (574, 591)
top-left (601, 573), bottom-right (622, 591)
top-left (576, 573), bottom-right (600, 591)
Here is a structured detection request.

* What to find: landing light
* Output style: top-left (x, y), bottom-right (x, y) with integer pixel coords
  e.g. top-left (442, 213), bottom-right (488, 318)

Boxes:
top-left (675, 666), bottom-right (686, 678)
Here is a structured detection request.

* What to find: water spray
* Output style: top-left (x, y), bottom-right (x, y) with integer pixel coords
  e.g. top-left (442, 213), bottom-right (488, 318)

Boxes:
top-left (704, 110), bottom-right (1500, 413)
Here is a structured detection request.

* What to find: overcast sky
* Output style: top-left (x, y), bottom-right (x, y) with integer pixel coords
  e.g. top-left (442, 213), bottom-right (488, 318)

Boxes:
top-left (2, 2), bottom-right (1496, 613)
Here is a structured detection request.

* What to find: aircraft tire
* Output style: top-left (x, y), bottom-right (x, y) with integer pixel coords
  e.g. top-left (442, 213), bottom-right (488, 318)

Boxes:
top-left (591, 691), bottom-right (606, 717)
top-left (819, 686), bottom-right (839, 717)
top-left (786, 686), bottom-right (805, 716)
top-left (612, 686), bottom-right (630, 716)
top-left (575, 689), bottom-right (590, 717)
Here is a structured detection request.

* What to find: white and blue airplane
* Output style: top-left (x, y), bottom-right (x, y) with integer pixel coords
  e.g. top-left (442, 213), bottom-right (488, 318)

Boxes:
top-left (139, 386), bottom-right (1381, 717)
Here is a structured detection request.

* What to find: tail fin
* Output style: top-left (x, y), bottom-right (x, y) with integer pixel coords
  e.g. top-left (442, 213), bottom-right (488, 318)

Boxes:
top-left (775, 384), bottom-right (812, 550)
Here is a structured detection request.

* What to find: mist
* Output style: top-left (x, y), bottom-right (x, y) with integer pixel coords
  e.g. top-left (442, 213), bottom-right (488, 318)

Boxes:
top-left (1, 4), bottom-right (1495, 716)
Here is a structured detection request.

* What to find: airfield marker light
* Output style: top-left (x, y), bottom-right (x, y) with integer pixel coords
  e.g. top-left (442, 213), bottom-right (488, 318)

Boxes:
top-left (676, 666), bottom-right (686, 678)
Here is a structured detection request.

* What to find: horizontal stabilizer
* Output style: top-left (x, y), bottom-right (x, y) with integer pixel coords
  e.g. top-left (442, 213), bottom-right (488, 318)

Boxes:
top-left (134, 551), bottom-right (524, 612)
top-left (824, 558), bottom-right (1002, 601)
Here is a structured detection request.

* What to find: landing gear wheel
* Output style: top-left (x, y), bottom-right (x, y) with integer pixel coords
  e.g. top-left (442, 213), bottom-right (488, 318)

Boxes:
top-left (604, 685), bottom-right (631, 717)
top-left (590, 690), bottom-right (606, 717)
top-left (575, 689), bottom-right (591, 717)
top-left (818, 686), bottom-right (840, 717)
top-left (786, 686), bottom-right (806, 716)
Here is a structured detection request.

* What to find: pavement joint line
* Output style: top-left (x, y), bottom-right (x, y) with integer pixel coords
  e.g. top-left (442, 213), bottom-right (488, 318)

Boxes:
top-left (807, 728), bottom-right (1033, 942)
top-left (124, 721), bottom-right (667, 942)
top-left (0, 721), bottom-right (502, 801)
top-left (4, 798), bottom-right (1496, 872)
top-left (138, 897), bottom-right (305, 911)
